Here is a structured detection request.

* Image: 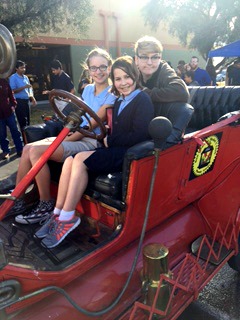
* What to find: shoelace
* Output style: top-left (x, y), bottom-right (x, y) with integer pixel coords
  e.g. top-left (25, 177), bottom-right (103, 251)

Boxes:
top-left (32, 202), bottom-right (46, 214)
top-left (49, 219), bottom-right (60, 235)
top-left (39, 213), bottom-right (53, 225)
top-left (31, 201), bottom-right (54, 215)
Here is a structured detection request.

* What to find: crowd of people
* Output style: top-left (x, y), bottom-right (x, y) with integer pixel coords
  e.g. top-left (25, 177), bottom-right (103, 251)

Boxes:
top-left (1, 35), bottom-right (239, 248)
top-left (175, 56), bottom-right (212, 86)
top-left (175, 56), bottom-right (240, 87)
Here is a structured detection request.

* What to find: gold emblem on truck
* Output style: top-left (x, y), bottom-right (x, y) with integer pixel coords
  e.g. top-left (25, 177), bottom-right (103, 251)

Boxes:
top-left (192, 135), bottom-right (219, 176)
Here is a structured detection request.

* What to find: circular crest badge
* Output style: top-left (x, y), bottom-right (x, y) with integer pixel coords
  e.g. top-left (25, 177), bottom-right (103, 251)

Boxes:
top-left (192, 135), bottom-right (219, 176)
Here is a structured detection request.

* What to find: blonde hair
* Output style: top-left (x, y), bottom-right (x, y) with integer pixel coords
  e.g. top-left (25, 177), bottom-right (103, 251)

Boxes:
top-left (134, 36), bottom-right (163, 56)
top-left (83, 48), bottom-right (112, 69)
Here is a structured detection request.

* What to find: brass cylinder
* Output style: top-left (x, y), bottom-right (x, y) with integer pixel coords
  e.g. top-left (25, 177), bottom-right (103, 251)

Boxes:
top-left (146, 277), bottom-right (171, 313)
top-left (142, 243), bottom-right (171, 317)
top-left (143, 243), bottom-right (169, 281)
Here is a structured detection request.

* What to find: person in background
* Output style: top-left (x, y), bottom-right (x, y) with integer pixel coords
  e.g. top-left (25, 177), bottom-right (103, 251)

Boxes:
top-left (0, 78), bottom-right (23, 160)
top-left (78, 68), bottom-right (92, 97)
top-left (225, 58), bottom-right (240, 85)
top-left (206, 58), bottom-right (216, 86)
top-left (35, 55), bottom-right (154, 248)
top-left (10, 48), bottom-right (116, 224)
top-left (183, 70), bottom-right (199, 86)
top-left (134, 36), bottom-right (189, 103)
top-left (176, 60), bottom-right (186, 79)
top-left (9, 60), bottom-right (37, 131)
top-left (189, 56), bottom-right (211, 86)
top-left (42, 59), bottom-right (75, 113)
top-left (43, 59), bottom-right (75, 95)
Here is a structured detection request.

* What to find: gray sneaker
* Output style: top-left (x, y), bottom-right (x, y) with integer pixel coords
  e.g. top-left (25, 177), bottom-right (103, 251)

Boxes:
top-left (8, 198), bottom-right (25, 215)
top-left (41, 216), bottom-right (81, 248)
top-left (7, 197), bottom-right (39, 216)
top-left (15, 199), bottom-right (55, 224)
top-left (35, 214), bottom-right (58, 238)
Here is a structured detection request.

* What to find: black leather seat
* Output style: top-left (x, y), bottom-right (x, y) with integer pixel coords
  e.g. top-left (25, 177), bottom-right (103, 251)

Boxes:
top-left (154, 102), bottom-right (194, 149)
top-left (23, 119), bottom-right (64, 143)
top-left (187, 86), bottom-right (240, 132)
top-left (24, 101), bottom-right (194, 209)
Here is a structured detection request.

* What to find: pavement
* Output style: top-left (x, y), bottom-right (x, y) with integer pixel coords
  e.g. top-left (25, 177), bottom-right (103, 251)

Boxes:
top-left (0, 148), bottom-right (20, 193)
top-left (0, 101), bottom-right (50, 194)
top-left (0, 98), bottom-right (77, 195)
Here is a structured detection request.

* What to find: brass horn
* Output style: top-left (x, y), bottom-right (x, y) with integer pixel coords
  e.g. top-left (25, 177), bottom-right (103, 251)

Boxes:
top-left (0, 24), bottom-right (16, 79)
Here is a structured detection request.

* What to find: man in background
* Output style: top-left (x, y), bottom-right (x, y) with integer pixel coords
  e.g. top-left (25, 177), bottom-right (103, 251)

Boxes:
top-left (0, 78), bottom-right (23, 159)
top-left (42, 59), bottom-right (75, 112)
top-left (9, 60), bottom-right (37, 132)
top-left (189, 56), bottom-right (211, 86)
top-left (225, 58), bottom-right (240, 85)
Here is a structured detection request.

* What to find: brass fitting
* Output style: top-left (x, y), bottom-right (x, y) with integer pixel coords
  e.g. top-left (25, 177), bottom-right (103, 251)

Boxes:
top-left (142, 243), bottom-right (172, 317)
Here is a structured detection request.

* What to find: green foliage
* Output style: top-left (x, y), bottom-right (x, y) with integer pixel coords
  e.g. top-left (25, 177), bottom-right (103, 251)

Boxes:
top-left (1, 0), bottom-right (93, 39)
top-left (142, 0), bottom-right (240, 60)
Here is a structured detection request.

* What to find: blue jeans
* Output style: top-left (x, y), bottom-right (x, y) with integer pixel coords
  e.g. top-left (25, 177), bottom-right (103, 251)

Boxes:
top-left (0, 113), bottom-right (23, 153)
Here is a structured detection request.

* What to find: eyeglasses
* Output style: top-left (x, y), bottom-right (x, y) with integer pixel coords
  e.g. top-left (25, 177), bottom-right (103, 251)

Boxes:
top-left (137, 55), bottom-right (161, 62)
top-left (89, 65), bottom-right (108, 72)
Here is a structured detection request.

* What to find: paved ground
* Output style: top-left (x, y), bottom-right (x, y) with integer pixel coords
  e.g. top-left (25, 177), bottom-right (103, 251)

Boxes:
top-left (0, 101), bottom-right (50, 193)
top-left (0, 148), bottom-right (19, 193)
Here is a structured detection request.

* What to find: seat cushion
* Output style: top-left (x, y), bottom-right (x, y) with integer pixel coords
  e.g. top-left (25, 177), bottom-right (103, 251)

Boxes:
top-left (23, 120), bottom-right (64, 143)
top-left (88, 172), bottom-right (123, 199)
top-left (48, 161), bottom-right (123, 201)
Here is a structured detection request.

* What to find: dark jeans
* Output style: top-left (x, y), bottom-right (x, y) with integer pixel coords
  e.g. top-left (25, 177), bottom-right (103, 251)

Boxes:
top-left (15, 98), bottom-right (30, 130)
top-left (0, 113), bottom-right (23, 153)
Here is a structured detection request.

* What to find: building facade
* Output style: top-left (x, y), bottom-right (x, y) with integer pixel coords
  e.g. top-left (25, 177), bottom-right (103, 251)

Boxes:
top-left (14, 0), bottom-right (193, 100)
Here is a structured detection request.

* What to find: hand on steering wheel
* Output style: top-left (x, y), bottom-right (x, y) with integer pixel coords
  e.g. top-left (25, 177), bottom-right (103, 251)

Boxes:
top-left (49, 89), bottom-right (106, 140)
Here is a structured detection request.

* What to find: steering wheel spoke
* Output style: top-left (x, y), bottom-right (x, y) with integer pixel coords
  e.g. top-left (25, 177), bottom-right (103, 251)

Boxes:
top-left (49, 89), bottom-right (106, 140)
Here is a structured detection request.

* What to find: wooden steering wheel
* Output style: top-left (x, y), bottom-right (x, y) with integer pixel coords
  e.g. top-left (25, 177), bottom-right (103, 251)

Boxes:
top-left (49, 89), bottom-right (106, 140)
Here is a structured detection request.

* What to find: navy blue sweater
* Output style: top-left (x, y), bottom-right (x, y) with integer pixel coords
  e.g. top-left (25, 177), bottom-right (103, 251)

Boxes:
top-left (107, 91), bottom-right (154, 148)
